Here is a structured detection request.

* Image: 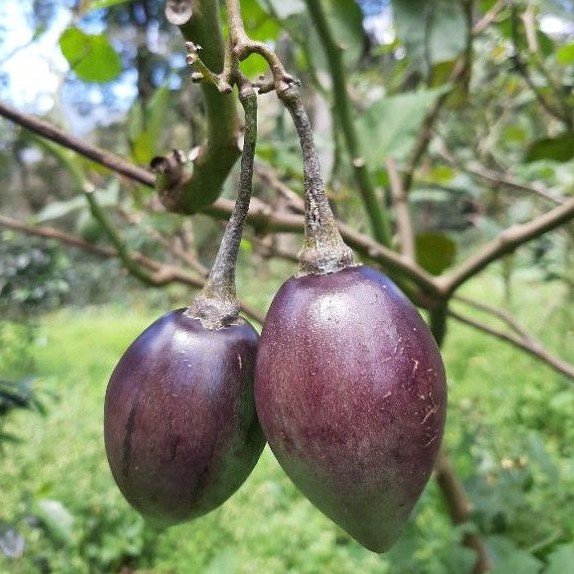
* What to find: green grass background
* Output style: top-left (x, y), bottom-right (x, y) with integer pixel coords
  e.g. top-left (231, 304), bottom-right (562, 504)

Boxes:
top-left (1, 271), bottom-right (573, 573)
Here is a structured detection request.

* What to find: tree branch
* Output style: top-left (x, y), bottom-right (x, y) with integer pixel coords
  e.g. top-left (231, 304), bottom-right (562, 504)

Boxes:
top-left (435, 140), bottom-right (565, 205)
top-left (449, 299), bottom-right (574, 381)
top-left (442, 198), bottom-right (574, 294)
top-left (0, 100), bottom-right (440, 295)
top-left (163, 0), bottom-right (243, 212)
top-left (509, 4), bottom-right (573, 129)
top-left (0, 100), bottom-right (155, 187)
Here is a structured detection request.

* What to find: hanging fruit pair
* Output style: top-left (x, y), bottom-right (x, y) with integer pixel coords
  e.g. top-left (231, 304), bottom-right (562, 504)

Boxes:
top-left (104, 33), bottom-right (446, 554)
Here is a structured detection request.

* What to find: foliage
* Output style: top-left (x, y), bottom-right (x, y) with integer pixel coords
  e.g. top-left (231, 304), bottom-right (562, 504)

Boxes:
top-left (0, 232), bottom-right (70, 319)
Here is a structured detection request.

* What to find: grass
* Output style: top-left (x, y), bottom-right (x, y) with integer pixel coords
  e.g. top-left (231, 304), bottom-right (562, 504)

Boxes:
top-left (0, 271), bottom-right (573, 573)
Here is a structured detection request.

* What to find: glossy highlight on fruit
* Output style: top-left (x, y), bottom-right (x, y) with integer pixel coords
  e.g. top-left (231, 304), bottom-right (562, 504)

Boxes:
top-left (104, 308), bottom-right (264, 528)
top-left (254, 265), bottom-right (447, 552)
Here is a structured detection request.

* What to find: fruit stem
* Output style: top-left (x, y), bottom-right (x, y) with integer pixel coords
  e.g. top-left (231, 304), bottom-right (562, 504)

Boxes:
top-left (188, 78), bottom-right (257, 329)
top-left (278, 86), bottom-right (354, 275)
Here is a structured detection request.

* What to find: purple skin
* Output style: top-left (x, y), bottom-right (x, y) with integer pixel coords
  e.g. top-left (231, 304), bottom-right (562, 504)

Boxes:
top-left (254, 265), bottom-right (447, 552)
top-left (104, 309), bottom-right (264, 528)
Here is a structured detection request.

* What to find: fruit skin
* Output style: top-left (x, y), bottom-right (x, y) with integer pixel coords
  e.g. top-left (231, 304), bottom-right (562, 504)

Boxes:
top-left (254, 265), bottom-right (447, 553)
top-left (104, 308), bottom-right (264, 528)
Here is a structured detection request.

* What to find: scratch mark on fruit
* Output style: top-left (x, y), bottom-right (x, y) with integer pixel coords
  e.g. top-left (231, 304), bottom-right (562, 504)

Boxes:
top-left (421, 405), bottom-right (438, 425)
top-left (423, 434), bottom-right (438, 448)
top-left (382, 391), bottom-right (392, 400)
top-left (237, 353), bottom-right (242, 371)
top-left (411, 359), bottom-right (419, 375)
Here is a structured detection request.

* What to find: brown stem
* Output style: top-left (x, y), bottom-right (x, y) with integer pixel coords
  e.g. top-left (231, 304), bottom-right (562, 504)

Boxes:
top-left (188, 78), bottom-right (258, 329)
top-left (435, 452), bottom-right (492, 573)
top-left (0, 89), bottom-right (437, 292)
top-left (0, 100), bottom-right (154, 187)
top-left (254, 164), bottom-right (305, 213)
top-left (436, 140), bottom-right (565, 205)
top-left (509, 5), bottom-right (573, 129)
top-left (304, 0), bottom-right (391, 247)
top-left (277, 85), bottom-right (354, 275)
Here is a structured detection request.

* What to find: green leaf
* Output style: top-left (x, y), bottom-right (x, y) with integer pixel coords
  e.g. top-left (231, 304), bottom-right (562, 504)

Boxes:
top-left (556, 42), bottom-right (574, 66)
top-left (415, 232), bottom-right (457, 275)
top-left (391, 0), bottom-right (468, 74)
top-left (34, 196), bottom-right (87, 223)
top-left (128, 86), bottom-right (170, 163)
top-left (357, 87), bottom-right (448, 167)
top-left (525, 133), bottom-right (574, 163)
top-left (487, 537), bottom-right (543, 574)
top-left (242, 1), bottom-right (281, 42)
top-left (59, 27), bottom-right (122, 83)
top-left (546, 544), bottom-right (574, 574)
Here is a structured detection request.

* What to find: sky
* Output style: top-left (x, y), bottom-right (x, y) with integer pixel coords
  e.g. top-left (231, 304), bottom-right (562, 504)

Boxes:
top-left (0, 1), bottom-right (68, 113)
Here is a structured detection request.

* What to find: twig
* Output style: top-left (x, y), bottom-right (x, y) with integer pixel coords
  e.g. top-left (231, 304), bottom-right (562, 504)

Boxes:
top-left (441, 198), bottom-right (574, 294)
top-left (449, 308), bottom-right (574, 381)
top-left (401, 53), bottom-right (469, 194)
top-left (386, 158), bottom-right (415, 260)
top-left (454, 295), bottom-right (531, 339)
top-left (472, 0), bottom-right (505, 36)
top-left (254, 164), bottom-right (305, 213)
top-left (116, 207), bottom-right (209, 278)
top-left (509, 4), bottom-right (573, 128)
top-left (84, 187), bottom-right (160, 286)
top-left (435, 140), bottom-right (565, 205)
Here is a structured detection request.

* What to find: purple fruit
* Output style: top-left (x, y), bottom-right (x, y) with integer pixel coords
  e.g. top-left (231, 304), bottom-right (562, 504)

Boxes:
top-left (104, 308), bottom-right (264, 528)
top-left (254, 265), bottom-right (447, 552)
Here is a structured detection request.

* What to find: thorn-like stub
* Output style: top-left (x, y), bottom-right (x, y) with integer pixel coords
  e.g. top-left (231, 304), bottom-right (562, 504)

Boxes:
top-left (165, 0), bottom-right (193, 26)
